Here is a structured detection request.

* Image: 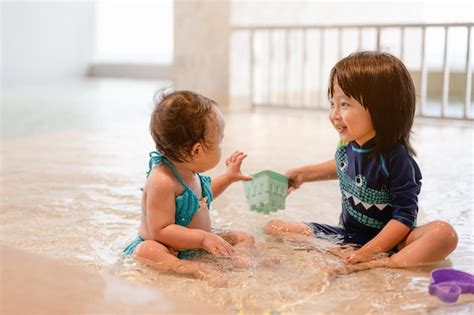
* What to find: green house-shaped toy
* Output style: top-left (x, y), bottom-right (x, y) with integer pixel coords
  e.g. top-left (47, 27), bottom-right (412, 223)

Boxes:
top-left (243, 170), bottom-right (289, 214)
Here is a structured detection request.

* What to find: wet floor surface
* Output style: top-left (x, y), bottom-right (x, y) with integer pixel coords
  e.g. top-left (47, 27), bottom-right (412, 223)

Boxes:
top-left (1, 79), bottom-right (473, 313)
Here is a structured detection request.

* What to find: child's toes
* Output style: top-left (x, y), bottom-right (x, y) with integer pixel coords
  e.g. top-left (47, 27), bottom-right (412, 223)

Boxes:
top-left (197, 266), bottom-right (229, 287)
top-left (325, 265), bottom-right (349, 276)
top-left (258, 257), bottom-right (281, 269)
top-left (208, 273), bottom-right (229, 288)
top-left (231, 256), bottom-right (257, 269)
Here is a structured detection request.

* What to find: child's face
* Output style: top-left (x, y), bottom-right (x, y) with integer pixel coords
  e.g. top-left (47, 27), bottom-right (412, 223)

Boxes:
top-left (192, 108), bottom-right (225, 172)
top-left (329, 82), bottom-right (375, 146)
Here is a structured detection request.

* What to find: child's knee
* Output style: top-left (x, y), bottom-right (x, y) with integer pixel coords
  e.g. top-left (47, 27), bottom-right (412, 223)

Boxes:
top-left (431, 220), bottom-right (458, 251)
top-left (234, 231), bottom-right (255, 245)
top-left (263, 220), bottom-right (285, 235)
top-left (134, 240), bottom-right (169, 261)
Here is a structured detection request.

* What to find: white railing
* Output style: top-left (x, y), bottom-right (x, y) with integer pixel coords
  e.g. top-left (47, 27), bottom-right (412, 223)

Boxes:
top-left (233, 22), bottom-right (473, 120)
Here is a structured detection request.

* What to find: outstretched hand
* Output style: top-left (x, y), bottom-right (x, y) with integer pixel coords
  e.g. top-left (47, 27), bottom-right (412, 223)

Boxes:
top-left (285, 168), bottom-right (304, 194)
top-left (225, 151), bottom-right (252, 182)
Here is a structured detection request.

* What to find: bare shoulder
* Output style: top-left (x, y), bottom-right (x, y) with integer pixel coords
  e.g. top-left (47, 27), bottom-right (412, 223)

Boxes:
top-left (144, 165), bottom-right (180, 196)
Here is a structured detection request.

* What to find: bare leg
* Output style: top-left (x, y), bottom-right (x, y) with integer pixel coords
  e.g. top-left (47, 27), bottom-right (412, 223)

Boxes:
top-left (330, 220), bottom-right (458, 274)
top-left (263, 219), bottom-right (336, 251)
top-left (264, 220), bottom-right (315, 237)
top-left (217, 230), bottom-right (280, 268)
top-left (134, 240), bottom-right (228, 287)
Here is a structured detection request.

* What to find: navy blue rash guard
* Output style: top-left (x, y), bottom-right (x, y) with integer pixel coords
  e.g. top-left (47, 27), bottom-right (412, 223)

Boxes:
top-left (306, 137), bottom-right (422, 246)
top-left (337, 138), bottom-right (422, 238)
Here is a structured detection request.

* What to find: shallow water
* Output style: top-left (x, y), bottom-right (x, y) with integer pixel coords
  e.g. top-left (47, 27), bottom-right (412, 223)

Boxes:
top-left (1, 79), bottom-right (473, 313)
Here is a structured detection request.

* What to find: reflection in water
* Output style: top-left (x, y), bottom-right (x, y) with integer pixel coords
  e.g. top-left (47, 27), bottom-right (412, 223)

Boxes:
top-left (1, 79), bottom-right (473, 313)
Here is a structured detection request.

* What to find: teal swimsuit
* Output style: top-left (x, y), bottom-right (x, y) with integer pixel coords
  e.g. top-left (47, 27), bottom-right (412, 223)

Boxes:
top-left (123, 151), bottom-right (213, 259)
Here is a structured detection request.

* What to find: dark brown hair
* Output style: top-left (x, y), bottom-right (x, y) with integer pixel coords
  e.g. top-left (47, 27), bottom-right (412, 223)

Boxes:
top-left (328, 51), bottom-right (416, 156)
top-left (150, 90), bottom-right (218, 162)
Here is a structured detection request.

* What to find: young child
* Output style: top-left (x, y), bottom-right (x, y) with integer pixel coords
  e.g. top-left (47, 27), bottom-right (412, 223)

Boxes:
top-left (124, 90), bottom-right (257, 287)
top-left (264, 51), bottom-right (458, 273)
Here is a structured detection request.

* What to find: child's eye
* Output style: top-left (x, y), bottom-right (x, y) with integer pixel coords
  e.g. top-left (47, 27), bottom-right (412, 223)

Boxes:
top-left (341, 102), bottom-right (349, 108)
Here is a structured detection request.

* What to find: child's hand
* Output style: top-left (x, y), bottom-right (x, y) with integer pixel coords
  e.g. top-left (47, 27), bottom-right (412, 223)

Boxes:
top-left (343, 248), bottom-right (373, 264)
top-left (285, 168), bottom-right (304, 194)
top-left (224, 151), bottom-right (252, 182)
top-left (201, 232), bottom-right (234, 256)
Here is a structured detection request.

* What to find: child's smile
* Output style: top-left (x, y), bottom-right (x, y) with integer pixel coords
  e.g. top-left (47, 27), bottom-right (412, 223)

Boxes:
top-left (329, 82), bottom-right (375, 145)
top-left (334, 124), bottom-right (348, 134)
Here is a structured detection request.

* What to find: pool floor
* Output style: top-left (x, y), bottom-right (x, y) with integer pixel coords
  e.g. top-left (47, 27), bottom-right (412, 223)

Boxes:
top-left (1, 79), bottom-right (473, 313)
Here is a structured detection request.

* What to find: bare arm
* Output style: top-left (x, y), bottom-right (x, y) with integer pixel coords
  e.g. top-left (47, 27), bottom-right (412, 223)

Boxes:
top-left (211, 174), bottom-right (234, 199)
top-left (345, 220), bottom-right (410, 263)
top-left (145, 174), bottom-right (206, 250)
top-left (286, 159), bottom-right (337, 193)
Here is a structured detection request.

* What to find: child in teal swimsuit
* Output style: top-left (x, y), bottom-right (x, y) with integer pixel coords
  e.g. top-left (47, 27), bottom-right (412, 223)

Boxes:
top-left (124, 91), bottom-right (259, 287)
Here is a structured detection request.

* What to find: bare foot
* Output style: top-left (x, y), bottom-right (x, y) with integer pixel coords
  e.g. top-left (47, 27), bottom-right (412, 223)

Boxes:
top-left (228, 255), bottom-right (280, 270)
top-left (325, 244), bottom-right (357, 260)
top-left (229, 255), bottom-right (257, 269)
top-left (257, 257), bottom-right (281, 269)
top-left (326, 265), bottom-right (350, 276)
top-left (195, 264), bottom-right (229, 288)
top-left (326, 257), bottom-right (392, 275)
top-left (176, 262), bottom-right (228, 288)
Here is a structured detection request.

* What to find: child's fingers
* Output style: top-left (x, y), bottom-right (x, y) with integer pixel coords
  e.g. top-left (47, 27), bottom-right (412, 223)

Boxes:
top-left (240, 174), bottom-right (253, 181)
top-left (216, 242), bottom-right (233, 256)
top-left (229, 150), bottom-right (239, 161)
top-left (209, 247), bottom-right (220, 256)
top-left (233, 151), bottom-right (247, 160)
top-left (231, 151), bottom-right (242, 163)
top-left (236, 153), bottom-right (248, 163)
top-left (223, 241), bottom-right (234, 255)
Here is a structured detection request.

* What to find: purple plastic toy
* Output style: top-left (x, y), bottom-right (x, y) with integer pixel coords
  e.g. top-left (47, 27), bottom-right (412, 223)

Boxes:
top-left (429, 268), bottom-right (474, 303)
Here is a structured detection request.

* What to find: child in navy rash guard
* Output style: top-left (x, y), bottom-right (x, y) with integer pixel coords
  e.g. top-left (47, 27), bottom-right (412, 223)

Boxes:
top-left (326, 138), bottom-right (422, 245)
top-left (264, 51), bottom-right (458, 273)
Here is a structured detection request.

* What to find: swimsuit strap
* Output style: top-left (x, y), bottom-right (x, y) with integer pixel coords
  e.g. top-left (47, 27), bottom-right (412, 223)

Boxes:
top-left (147, 151), bottom-right (188, 188)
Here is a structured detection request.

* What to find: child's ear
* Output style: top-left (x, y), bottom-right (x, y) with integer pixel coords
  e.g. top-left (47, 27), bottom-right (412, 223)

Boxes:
top-left (191, 142), bottom-right (202, 158)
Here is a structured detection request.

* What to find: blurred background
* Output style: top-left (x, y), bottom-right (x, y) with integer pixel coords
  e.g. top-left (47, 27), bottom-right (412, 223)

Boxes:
top-left (2, 0), bottom-right (473, 124)
top-left (1, 1), bottom-right (473, 313)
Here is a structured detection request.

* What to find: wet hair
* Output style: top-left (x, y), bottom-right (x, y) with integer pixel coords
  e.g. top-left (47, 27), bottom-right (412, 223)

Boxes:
top-left (328, 51), bottom-right (416, 157)
top-left (150, 90), bottom-right (219, 162)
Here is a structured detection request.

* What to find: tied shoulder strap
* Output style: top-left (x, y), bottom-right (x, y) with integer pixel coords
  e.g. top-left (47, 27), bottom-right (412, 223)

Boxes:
top-left (146, 151), bottom-right (188, 188)
top-left (146, 151), bottom-right (165, 177)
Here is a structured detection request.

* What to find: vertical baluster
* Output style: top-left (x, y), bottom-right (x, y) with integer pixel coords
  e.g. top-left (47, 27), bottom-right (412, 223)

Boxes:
top-left (268, 30), bottom-right (272, 105)
top-left (338, 27), bottom-right (343, 60)
top-left (284, 29), bottom-right (290, 106)
top-left (301, 28), bottom-right (307, 107)
top-left (249, 30), bottom-right (254, 107)
top-left (376, 27), bottom-right (381, 51)
top-left (420, 26), bottom-right (428, 117)
top-left (319, 28), bottom-right (325, 108)
top-left (441, 26), bottom-right (450, 118)
top-left (465, 26), bottom-right (472, 119)
top-left (400, 26), bottom-right (405, 60)
top-left (358, 27), bottom-right (363, 51)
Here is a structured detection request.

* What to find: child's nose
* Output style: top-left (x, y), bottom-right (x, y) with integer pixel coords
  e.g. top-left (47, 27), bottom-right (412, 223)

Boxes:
top-left (329, 107), bottom-right (341, 120)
